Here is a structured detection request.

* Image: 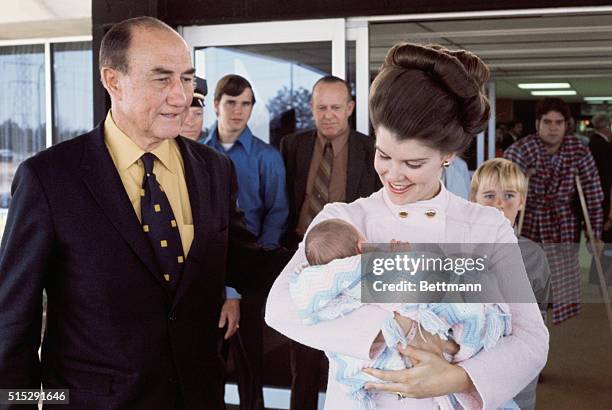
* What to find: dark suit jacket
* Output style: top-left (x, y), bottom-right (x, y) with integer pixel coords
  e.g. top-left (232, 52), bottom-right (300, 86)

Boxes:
top-left (501, 132), bottom-right (519, 151)
top-left (589, 132), bottom-right (612, 229)
top-left (0, 125), bottom-right (286, 409)
top-left (280, 129), bottom-right (381, 249)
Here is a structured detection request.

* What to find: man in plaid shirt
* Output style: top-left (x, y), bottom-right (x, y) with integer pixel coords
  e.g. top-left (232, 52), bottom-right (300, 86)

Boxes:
top-left (505, 98), bottom-right (604, 324)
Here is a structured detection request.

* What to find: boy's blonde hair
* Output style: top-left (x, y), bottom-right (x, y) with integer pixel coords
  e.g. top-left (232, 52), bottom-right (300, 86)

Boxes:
top-left (305, 219), bottom-right (362, 266)
top-left (470, 158), bottom-right (527, 201)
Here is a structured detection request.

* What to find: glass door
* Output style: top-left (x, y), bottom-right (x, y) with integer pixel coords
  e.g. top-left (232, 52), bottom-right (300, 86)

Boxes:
top-left (181, 19), bottom-right (346, 146)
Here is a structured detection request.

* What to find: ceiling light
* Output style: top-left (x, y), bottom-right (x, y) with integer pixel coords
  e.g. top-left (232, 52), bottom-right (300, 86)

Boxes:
top-left (518, 83), bottom-right (570, 89)
top-left (530, 90), bottom-right (577, 96)
top-left (584, 96), bottom-right (612, 101)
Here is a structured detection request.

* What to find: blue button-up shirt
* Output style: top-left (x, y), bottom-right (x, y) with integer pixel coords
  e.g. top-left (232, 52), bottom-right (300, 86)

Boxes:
top-left (205, 122), bottom-right (288, 239)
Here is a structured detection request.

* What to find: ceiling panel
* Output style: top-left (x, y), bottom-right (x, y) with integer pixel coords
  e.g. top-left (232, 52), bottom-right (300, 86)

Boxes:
top-left (370, 12), bottom-right (612, 102)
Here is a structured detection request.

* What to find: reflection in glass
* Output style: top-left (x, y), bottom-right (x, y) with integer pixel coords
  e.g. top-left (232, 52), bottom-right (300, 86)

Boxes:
top-left (0, 45), bottom-right (46, 236)
top-left (53, 42), bottom-right (93, 144)
top-left (195, 43), bottom-right (331, 146)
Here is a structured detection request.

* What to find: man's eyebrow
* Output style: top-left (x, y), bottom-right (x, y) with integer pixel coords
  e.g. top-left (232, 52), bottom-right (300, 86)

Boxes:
top-left (149, 67), bottom-right (196, 76)
top-left (150, 67), bottom-right (173, 75)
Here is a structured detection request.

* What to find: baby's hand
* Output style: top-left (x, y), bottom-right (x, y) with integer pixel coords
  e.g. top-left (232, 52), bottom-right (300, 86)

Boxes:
top-left (409, 325), bottom-right (460, 359)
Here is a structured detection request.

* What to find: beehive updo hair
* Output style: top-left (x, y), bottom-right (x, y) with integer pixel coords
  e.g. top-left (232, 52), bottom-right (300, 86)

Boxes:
top-left (369, 42), bottom-right (491, 154)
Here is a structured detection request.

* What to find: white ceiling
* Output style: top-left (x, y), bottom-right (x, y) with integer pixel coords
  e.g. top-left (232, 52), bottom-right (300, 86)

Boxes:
top-left (0, 4), bottom-right (610, 102)
top-left (0, 0), bottom-right (90, 40)
top-left (369, 12), bottom-right (612, 101)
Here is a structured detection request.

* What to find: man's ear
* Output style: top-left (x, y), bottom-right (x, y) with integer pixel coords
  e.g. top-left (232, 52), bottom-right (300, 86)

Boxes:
top-left (347, 99), bottom-right (355, 116)
top-left (100, 67), bottom-right (123, 100)
top-left (535, 119), bottom-right (540, 133)
top-left (213, 99), bottom-right (220, 116)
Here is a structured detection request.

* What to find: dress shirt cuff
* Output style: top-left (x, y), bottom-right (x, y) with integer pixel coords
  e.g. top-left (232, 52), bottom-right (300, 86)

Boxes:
top-left (225, 286), bottom-right (242, 300)
top-left (258, 227), bottom-right (284, 249)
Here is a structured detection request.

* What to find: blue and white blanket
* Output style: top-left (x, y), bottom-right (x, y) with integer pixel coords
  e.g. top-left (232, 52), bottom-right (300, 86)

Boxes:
top-left (289, 255), bottom-right (513, 410)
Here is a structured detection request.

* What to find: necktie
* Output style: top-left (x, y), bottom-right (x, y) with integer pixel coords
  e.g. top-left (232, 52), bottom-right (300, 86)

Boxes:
top-left (140, 153), bottom-right (184, 291)
top-left (306, 142), bottom-right (333, 227)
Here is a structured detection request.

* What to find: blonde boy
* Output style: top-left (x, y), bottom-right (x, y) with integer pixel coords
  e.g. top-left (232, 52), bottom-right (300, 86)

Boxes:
top-left (471, 158), bottom-right (550, 410)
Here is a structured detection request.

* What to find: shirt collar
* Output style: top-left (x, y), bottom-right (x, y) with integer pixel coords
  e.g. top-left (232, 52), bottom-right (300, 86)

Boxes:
top-left (205, 122), bottom-right (254, 154)
top-left (316, 127), bottom-right (350, 156)
top-left (104, 110), bottom-right (175, 174)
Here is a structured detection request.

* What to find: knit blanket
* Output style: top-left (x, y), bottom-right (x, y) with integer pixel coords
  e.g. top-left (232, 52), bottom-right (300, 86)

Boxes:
top-left (289, 255), bottom-right (513, 410)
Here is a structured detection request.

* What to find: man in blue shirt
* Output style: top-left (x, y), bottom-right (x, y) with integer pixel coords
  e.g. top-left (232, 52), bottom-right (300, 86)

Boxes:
top-left (205, 74), bottom-right (288, 410)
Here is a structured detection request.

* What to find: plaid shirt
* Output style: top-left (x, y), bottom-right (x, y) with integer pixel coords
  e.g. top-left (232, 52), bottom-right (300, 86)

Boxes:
top-left (505, 134), bottom-right (604, 323)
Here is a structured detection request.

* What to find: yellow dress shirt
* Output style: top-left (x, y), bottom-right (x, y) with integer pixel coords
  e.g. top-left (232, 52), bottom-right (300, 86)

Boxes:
top-left (104, 111), bottom-right (194, 257)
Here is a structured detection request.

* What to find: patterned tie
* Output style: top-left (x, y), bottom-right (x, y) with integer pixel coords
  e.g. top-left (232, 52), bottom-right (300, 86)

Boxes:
top-left (140, 153), bottom-right (184, 291)
top-left (306, 142), bottom-right (333, 226)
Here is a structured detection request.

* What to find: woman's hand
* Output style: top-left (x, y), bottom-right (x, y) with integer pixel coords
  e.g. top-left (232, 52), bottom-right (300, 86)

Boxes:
top-left (363, 344), bottom-right (474, 399)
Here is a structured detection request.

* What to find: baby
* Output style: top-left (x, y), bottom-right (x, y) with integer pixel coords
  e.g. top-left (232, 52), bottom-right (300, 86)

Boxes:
top-left (290, 218), bottom-right (513, 410)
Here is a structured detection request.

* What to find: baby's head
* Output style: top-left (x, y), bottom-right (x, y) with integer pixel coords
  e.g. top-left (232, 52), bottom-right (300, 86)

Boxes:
top-left (470, 158), bottom-right (527, 225)
top-left (305, 218), bottom-right (365, 265)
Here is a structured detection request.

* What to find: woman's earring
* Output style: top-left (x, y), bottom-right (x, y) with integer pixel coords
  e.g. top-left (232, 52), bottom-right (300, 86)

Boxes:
top-left (442, 160), bottom-right (450, 168)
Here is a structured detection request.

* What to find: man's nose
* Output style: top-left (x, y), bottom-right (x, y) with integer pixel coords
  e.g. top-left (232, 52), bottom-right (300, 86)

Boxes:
top-left (168, 78), bottom-right (189, 106)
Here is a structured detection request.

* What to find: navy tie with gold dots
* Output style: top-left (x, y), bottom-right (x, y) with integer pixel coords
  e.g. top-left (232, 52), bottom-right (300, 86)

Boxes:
top-left (140, 153), bottom-right (184, 292)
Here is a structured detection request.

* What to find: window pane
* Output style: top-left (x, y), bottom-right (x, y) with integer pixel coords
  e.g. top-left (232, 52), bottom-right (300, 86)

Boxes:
top-left (195, 42), bottom-right (331, 147)
top-left (53, 41), bottom-right (93, 144)
top-left (0, 45), bottom-right (46, 236)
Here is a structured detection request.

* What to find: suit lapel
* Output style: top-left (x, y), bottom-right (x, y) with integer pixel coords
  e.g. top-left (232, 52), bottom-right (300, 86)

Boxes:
top-left (172, 138), bottom-right (212, 306)
top-left (295, 131), bottom-right (316, 209)
top-left (79, 126), bottom-right (165, 288)
top-left (346, 130), bottom-right (365, 202)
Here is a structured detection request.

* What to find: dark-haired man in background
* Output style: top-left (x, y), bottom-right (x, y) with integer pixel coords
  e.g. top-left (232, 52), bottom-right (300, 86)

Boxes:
top-left (0, 16), bottom-right (286, 410)
top-left (504, 98), bottom-right (603, 325)
top-left (501, 119), bottom-right (524, 151)
top-left (280, 76), bottom-right (380, 410)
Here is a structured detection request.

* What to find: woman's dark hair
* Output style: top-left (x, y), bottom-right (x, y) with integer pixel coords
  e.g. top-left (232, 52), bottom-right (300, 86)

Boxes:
top-left (369, 43), bottom-right (490, 154)
top-left (534, 98), bottom-right (571, 121)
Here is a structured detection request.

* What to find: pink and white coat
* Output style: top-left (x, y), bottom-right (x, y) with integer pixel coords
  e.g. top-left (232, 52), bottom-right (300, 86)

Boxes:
top-left (266, 186), bottom-right (549, 410)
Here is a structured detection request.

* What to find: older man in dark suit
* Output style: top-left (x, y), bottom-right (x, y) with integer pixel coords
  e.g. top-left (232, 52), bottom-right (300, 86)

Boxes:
top-left (280, 76), bottom-right (380, 410)
top-left (0, 17), bottom-right (285, 410)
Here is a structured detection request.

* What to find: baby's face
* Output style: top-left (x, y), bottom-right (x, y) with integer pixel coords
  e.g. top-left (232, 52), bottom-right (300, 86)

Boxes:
top-left (475, 183), bottom-right (524, 225)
